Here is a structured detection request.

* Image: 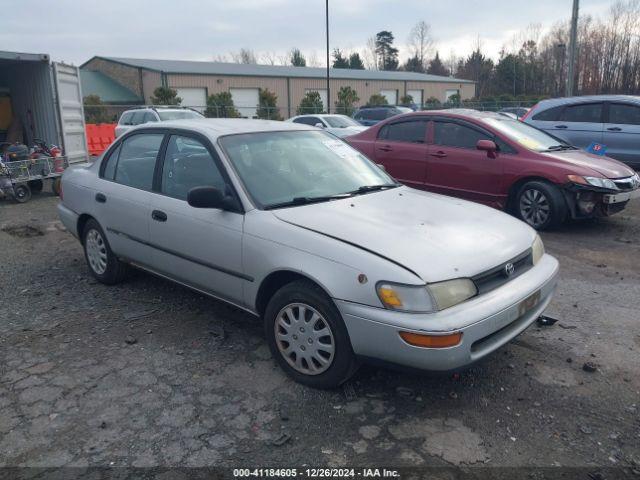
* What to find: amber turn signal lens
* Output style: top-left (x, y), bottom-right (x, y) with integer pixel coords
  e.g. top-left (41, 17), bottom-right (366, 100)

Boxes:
top-left (399, 331), bottom-right (462, 348)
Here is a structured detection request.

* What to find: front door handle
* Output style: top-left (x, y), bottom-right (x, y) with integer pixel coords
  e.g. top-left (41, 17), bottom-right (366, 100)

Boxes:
top-left (554, 124), bottom-right (568, 129)
top-left (607, 126), bottom-right (622, 131)
top-left (378, 145), bottom-right (393, 152)
top-left (430, 151), bottom-right (447, 158)
top-left (95, 193), bottom-right (106, 203)
top-left (151, 210), bottom-right (167, 222)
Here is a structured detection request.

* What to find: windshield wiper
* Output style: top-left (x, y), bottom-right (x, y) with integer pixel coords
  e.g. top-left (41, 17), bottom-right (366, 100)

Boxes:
top-left (544, 144), bottom-right (576, 151)
top-left (264, 193), bottom-right (352, 210)
top-left (349, 183), bottom-right (400, 195)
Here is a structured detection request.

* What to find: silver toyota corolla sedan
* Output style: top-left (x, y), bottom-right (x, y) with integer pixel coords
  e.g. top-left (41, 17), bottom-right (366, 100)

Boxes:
top-left (58, 119), bottom-right (559, 388)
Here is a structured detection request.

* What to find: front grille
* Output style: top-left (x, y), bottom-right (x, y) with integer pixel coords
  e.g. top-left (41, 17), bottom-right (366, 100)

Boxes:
top-left (613, 176), bottom-right (639, 192)
top-left (472, 249), bottom-right (533, 295)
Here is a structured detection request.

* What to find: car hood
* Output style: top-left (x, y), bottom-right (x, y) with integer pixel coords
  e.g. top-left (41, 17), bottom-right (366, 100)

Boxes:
top-left (272, 187), bottom-right (535, 283)
top-left (541, 150), bottom-right (634, 178)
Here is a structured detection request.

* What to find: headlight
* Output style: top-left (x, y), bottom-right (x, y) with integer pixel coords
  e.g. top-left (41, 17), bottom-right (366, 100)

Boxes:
top-left (532, 234), bottom-right (544, 265)
top-left (568, 175), bottom-right (618, 191)
top-left (376, 282), bottom-right (435, 313)
top-left (376, 278), bottom-right (477, 313)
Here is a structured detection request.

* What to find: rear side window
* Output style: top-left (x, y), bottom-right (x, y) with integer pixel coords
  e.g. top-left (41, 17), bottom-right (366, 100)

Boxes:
top-left (293, 117), bottom-right (321, 126)
top-left (130, 111), bottom-right (146, 125)
top-left (609, 103), bottom-right (640, 125)
top-left (114, 134), bottom-right (163, 191)
top-left (560, 103), bottom-right (603, 123)
top-left (143, 112), bottom-right (158, 123)
top-left (434, 121), bottom-right (491, 149)
top-left (531, 105), bottom-right (563, 121)
top-left (119, 112), bottom-right (133, 125)
top-left (379, 120), bottom-right (427, 143)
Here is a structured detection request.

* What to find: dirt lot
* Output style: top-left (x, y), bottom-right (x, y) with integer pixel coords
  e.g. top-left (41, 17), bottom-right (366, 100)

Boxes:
top-left (1, 192), bottom-right (639, 474)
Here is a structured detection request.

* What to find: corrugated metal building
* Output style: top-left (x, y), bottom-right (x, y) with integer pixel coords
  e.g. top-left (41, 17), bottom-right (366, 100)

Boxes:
top-left (81, 56), bottom-right (475, 118)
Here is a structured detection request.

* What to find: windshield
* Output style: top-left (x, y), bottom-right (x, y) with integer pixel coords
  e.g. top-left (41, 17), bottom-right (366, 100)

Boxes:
top-left (483, 117), bottom-right (571, 152)
top-left (220, 131), bottom-right (396, 209)
top-left (157, 110), bottom-right (203, 121)
top-left (324, 116), bottom-right (361, 128)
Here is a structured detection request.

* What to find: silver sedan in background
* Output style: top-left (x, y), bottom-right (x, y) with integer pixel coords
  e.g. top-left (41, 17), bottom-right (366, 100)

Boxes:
top-left (58, 119), bottom-right (558, 388)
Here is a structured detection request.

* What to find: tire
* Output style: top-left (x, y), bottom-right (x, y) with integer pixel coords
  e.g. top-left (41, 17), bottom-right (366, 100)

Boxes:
top-left (264, 280), bottom-right (359, 389)
top-left (82, 219), bottom-right (128, 284)
top-left (28, 179), bottom-right (44, 193)
top-left (515, 180), bottom-right (567, 230)
top-left (13, 184), bottom-right (31, 203)
top-left (51, 178), bottom-right (61, 196)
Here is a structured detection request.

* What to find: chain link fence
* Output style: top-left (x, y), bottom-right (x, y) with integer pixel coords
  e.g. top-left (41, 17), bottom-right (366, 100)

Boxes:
top-left (83, 100), bottom-right (539, 124)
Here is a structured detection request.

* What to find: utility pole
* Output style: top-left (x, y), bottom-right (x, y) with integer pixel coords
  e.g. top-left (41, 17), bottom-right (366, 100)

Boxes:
top-left (325, 0), bottom-right (330, 113)
top-left (566, 0), bottom-right (579, 97)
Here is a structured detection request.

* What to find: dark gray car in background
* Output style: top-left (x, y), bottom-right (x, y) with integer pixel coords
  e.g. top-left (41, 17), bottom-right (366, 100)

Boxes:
top-left (524, 95), bottom-right (640, 169)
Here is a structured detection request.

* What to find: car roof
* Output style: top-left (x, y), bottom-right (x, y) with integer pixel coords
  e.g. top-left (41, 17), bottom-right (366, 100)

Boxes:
top-left (409, 109), bottom-right (507, 120)
top-left (128, 118), bottom-right (315, 138)
top-left (535, 95), bottom-right (640, 107)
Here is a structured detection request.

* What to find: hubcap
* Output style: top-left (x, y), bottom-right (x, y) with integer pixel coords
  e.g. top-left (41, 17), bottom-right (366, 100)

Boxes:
top-left (519, 188), bottom-right (550, 228)
top-left (85, 229), bottom-right (108, 275)
top-left (274, 303), bottom-right (335, 375)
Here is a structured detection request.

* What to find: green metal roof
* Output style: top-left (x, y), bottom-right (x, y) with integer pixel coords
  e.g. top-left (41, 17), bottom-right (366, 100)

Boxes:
top-left (80, 70), bottom-right (142, 104)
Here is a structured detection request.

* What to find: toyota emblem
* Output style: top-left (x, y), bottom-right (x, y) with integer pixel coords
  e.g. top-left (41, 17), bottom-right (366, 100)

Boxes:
top-left (504, 262), bottom-right (515, 277)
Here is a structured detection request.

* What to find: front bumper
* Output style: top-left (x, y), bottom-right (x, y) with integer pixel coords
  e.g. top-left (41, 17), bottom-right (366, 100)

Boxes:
top-left (337, 254), bottom-right (559, 371)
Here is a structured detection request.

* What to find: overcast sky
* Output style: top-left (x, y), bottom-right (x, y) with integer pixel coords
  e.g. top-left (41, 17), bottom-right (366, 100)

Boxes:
top-left (3, 0), bottom-right (614, 67)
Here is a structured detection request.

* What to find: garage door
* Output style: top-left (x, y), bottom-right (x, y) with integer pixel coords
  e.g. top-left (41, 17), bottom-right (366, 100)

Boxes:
top-left (380, 89), bottom-right (398, 105)
top-left (175, 87), bottom-right (207, 112)
top-left (407, 89), bottom-right (423, 107)
top-left (305, 89), bottom-right (328, 112)
top-left (230, 88), bottom-right (259, 118)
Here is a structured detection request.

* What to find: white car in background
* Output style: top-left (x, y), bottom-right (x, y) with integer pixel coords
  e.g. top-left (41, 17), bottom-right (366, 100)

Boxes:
top-left (115, 107), bottom-right (204, 137)
top-left (287, 114), bottom-right (368, 138)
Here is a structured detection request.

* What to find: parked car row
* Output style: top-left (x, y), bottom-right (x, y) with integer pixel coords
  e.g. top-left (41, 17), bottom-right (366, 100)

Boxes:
top-left (59, 118), bottom-right (559, 388)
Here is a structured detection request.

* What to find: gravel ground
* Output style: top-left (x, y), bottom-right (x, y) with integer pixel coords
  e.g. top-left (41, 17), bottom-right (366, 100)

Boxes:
top-left (1, 192), bottom-right (639, 473)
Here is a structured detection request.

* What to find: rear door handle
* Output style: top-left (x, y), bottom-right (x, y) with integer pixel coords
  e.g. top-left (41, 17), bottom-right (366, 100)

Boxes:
top-left (378, 145), bottom-right (393, 152)
top-left (151, 210), bottom-right (167, 222)
top-left (95, 193), bottom-right (106, 203)
top-left (430, 151), bottom-right (447, 158)
top-left (554, 124), bottom-right (568, 129)
top-left (607, 126), bottom-right (622, 131)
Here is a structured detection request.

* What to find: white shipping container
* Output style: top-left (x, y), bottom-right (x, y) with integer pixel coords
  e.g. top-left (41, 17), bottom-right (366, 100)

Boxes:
top-left (0, 51), bottom-right (88, 163)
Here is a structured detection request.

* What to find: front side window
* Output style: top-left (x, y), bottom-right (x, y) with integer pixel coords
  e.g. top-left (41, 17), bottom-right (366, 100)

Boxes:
top-left (114, 134), bottom-right (163, 190)
top-left (560, 103), bottom-right (603, 123)
top-left (609, 103), bottom-right (640, 125)
top-left (434, 121), bottom-right (491, 149)
top-left (220, 131), bottom-right (395, 209)
top-left (379, 120), bottom-right (427, 143)
top-left (531, 105), bottom-right (563, 121)
top-left (161, 135), bottom-right (225, 200)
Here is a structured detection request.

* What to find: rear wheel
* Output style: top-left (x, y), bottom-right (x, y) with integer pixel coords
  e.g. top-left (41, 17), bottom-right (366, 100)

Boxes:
top-left (14, 184), bottom-right (31, 203)
top-left (82, 219), bottom-right (128, 284)
top-left (515, 181), bottom-right (566, 230)
top-left (51, 178), bottom-right (61, 196)
top-left (264, 280), bottom-right (358, 389)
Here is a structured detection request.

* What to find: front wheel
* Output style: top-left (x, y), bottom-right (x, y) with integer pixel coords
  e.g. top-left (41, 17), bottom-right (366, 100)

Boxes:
top-left (82, 219), bottom-right (128, 284)
top-left (264, 280), bottom-right (358, 389)
top-left (515, 181), bottom-right (567, 230)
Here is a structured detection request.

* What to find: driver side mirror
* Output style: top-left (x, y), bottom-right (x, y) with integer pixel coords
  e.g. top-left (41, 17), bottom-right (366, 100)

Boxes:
top-left (315, 122), bottom-right (325, 128)
top-left (187, 186), bottom-right (239, 211)
top-left (476, 139), bottom-right (498, 158)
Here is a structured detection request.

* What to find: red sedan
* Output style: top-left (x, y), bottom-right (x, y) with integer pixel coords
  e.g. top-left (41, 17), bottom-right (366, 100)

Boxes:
top-left (346, 109), bottom-right (640, 229)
